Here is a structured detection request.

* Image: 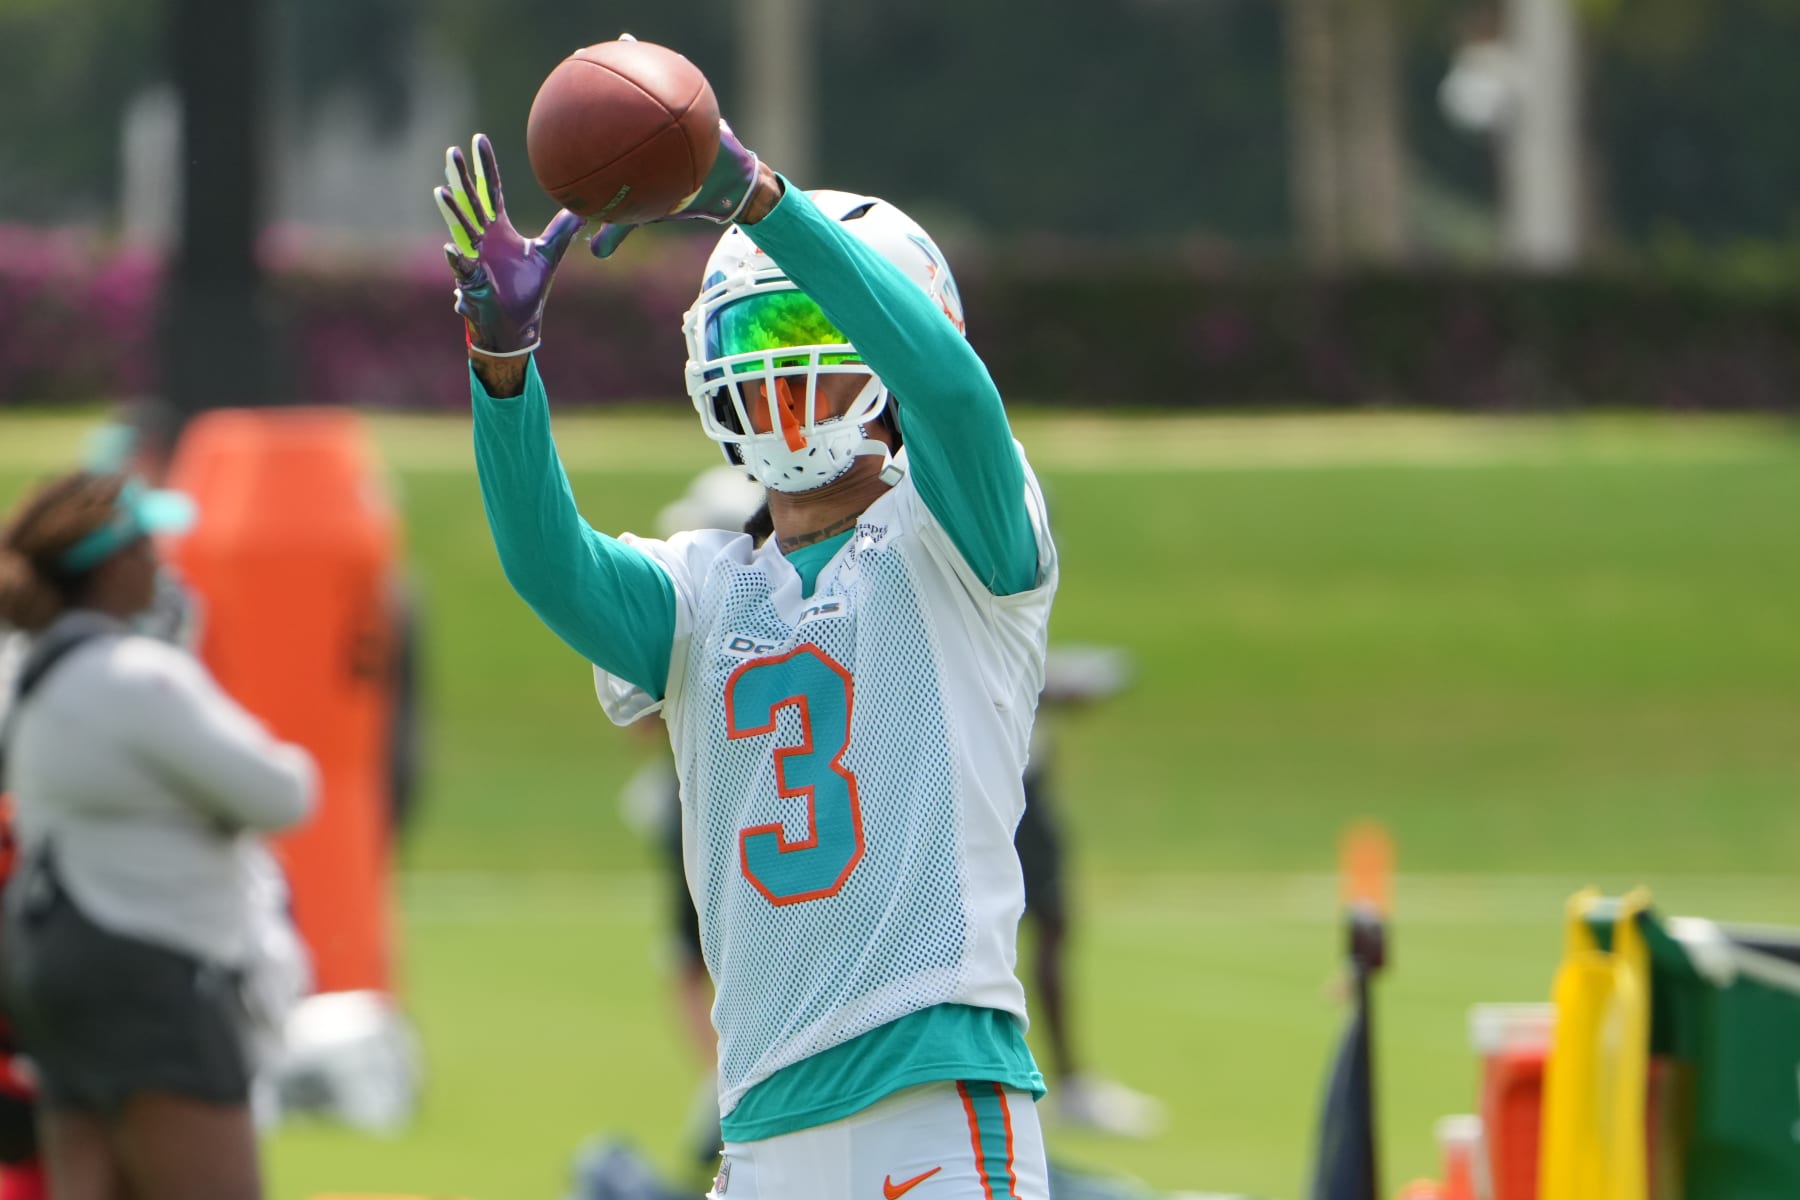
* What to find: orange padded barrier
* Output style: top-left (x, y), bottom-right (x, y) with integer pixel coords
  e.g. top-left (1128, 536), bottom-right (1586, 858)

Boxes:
top-left (166, 408), bottom-right (399, 996)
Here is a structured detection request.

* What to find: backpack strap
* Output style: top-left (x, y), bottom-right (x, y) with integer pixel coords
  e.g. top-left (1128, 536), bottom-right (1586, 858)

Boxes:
top-left (0, 612), bottom-right (126, 792)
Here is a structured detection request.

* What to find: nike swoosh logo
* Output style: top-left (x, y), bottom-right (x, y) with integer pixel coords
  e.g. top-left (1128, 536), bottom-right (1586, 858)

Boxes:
top-left (883, 1166), bottom-right (941, 1199)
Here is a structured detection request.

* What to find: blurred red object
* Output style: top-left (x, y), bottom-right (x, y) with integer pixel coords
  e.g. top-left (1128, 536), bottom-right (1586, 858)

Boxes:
top-left (1472, 1005), bottom-right (1552, 1200)
top-left (1437, 1115), bottom-right (1484, 1200)
top-left (1472, 1003), bottom-right (1683, 1200)
top-left (0, 1162), bottom-right (44, 1200)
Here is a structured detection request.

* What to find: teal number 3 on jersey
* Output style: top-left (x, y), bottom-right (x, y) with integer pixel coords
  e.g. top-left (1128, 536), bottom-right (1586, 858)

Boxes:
top-left (726, 646), bottom-right (866, 904)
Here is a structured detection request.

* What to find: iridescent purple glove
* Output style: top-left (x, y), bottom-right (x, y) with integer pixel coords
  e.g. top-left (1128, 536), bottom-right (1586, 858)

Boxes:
top-left (588, 119), bottom-right (761, 259)
top-left (434, 134), bottom-right (587, 356)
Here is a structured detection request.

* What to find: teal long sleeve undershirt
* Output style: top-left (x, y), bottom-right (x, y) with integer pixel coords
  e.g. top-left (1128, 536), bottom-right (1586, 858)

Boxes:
top-left (470, 360), bottom-right (677, 698)
top-left (743, 182), bottom-right (1040, 596)
top-left (469, 184), bottom-right (1040, 698)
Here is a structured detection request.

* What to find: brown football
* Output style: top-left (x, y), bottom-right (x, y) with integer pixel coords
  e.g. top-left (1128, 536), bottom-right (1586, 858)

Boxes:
top-left (525, 38), bottom-right (721, 222)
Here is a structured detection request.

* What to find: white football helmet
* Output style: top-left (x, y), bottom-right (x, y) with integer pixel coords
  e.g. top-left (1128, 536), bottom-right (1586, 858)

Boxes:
top-left (682, 189), bottom-right (966, 493)
top-left (262, 990), bottom-right (422, 1134)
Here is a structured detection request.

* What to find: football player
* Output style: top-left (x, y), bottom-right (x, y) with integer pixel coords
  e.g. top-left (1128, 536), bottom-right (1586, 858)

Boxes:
top-left (436, 112), bottom-right (1056, 1198)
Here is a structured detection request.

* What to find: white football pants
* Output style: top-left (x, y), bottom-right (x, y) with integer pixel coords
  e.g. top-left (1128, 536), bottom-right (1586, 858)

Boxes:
top-left (707, 1080), bottom-right (1048, 1200)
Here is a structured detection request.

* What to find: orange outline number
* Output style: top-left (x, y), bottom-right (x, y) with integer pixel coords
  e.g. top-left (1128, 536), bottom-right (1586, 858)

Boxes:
top-left (725, 645), bottom-right (865, 905)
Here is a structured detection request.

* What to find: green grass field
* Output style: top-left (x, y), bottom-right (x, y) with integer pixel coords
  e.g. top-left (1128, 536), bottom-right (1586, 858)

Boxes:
top-left (4, 409), bottom-right (1799, 1199)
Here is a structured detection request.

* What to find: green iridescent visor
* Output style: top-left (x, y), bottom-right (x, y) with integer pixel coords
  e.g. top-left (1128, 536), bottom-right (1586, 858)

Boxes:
top-left (703, 291), bottom-right (864, 376)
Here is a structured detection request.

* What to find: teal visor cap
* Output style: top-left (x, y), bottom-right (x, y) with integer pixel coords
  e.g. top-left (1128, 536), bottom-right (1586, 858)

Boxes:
top-left (55, 481), bottom-right (197, 575)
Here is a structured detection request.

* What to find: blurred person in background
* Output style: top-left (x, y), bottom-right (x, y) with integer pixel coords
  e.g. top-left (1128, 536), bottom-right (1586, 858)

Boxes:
top-left (0, 472), bottom-right (316, 1200)
top-left (65, 419), bottom-right (424, 1138)
top-left (53, 423), bottom-right (316, 1125)
top-left (437, 106), bottom-right (1058, 1194)
top-left (1022, 645), bottom-right (1164, 1142)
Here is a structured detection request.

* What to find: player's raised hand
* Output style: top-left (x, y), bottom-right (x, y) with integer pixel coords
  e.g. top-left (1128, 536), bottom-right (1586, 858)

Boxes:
top-left (589, 119), bottom-right (764, 259)
top-left (434, 134), bottom-right (587, 356)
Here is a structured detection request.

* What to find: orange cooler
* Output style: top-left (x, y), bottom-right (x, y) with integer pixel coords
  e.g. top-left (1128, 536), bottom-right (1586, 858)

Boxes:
top-left (1436, 1115), bottom-right (1487, 1200)
top-left (1471, 1004), bottom-right (1554, 1200)
top-left (166, 408), bottom-right (399, 996)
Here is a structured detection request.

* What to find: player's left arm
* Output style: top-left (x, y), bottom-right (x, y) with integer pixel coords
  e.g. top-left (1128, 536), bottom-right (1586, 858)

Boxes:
top-left (738, 174), bottom-right (1039, 596)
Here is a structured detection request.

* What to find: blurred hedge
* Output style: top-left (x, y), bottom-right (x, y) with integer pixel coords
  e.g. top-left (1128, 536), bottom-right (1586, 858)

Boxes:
top-left (964, 262), bottom-right (1800, 412)
top-left (3, 226), bottom-right (1796, 412)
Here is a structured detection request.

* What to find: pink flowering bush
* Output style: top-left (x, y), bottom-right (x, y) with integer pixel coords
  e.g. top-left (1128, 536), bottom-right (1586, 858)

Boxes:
top-left (1, 225), bottom-right (1796, 412)
top-left (0, 226), bottom-right (161, 404)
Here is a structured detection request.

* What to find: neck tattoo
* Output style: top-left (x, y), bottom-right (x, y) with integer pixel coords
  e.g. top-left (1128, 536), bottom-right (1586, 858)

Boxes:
top-left (778, 512), bottom-right (860, 554)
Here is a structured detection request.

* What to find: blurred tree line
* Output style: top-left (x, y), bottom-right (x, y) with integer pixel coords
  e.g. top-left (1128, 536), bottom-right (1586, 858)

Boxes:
top-left (0, 0), bottom-right (1797, 255)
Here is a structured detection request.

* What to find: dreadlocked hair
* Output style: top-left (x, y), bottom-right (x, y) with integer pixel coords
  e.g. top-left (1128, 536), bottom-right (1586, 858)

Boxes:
top-left (0, 472), bottom-right (127, 632)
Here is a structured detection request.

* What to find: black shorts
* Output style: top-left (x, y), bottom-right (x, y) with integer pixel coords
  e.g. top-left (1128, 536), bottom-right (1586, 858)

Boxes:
top-left (1, 858), bottom-right (253, 1115)
top-left (1016, 770), bottom-right (1065, 925)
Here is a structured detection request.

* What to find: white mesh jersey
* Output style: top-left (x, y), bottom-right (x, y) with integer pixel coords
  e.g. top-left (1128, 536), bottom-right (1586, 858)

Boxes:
top-left (594, 452), bottom-right (1057, 1117)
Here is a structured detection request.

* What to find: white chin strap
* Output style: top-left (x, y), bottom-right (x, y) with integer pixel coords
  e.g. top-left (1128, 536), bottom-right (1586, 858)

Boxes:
top-left (739, 379), bottom-right (905, 493)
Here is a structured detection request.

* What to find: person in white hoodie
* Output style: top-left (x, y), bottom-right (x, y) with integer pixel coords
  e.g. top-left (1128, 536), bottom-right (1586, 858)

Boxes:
top-left (0, 471), bottom-right (316, 1200)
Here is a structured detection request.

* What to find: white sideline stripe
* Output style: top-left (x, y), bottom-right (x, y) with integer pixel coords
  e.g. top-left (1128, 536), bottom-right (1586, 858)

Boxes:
top-left (362, 416), bottom-right (1791, 474)
top-left (400, 870), bottom-right (656, 925)
top-left (0, 414), bottom-right (1791, 473)
top-left (397, 870), bottom-right (1800, 929)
